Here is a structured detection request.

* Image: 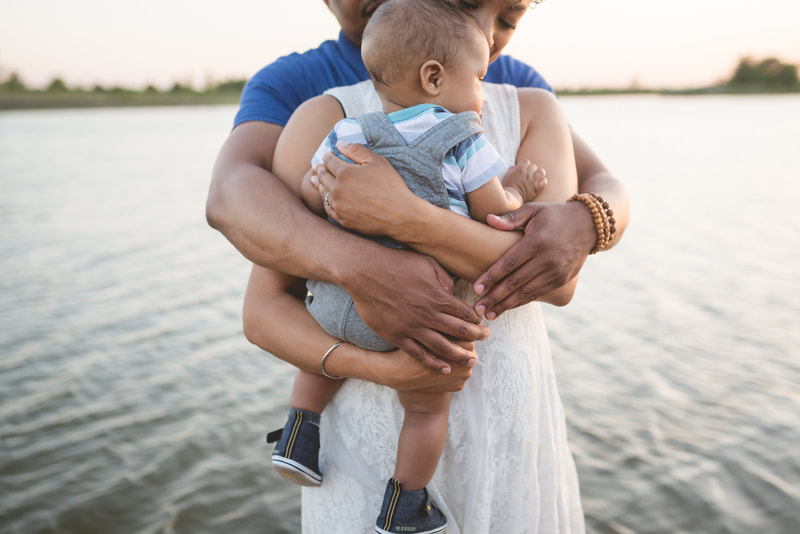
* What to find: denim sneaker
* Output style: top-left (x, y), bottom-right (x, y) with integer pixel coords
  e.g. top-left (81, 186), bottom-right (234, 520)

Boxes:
top-left (269, 408), bottom-right (322, 486)
top-left (375, 478), bottom-right (447, 534)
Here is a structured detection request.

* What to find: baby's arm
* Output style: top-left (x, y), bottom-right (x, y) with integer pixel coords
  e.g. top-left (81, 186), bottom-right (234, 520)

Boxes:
top-left (462, 130), bottom-right (546, 223)
top-left (466, 160), bottom-right (547, 223)
top-left (466, 176), bottom-right (519, 223)
top-left (501, 159), bottom-right (547, 205)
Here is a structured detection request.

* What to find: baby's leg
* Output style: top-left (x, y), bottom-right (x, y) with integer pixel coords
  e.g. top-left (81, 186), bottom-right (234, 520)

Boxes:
top-left (291, 369), bottom-right (344, 414)
top-left (394, 390), bottom-right (453, 491)
top-left (271, 370), bottom-right (344, 487)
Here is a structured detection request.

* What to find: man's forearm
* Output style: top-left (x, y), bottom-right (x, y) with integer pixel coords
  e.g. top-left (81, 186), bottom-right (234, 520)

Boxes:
top-left (572, 131), bottom-right (630, 251)
top-left (207, 161), bottom-right (372, 286)
top-left (577, 170), bottom-right (629, 251)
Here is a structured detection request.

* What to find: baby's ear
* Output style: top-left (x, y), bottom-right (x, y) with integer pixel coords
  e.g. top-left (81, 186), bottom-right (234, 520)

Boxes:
top-left (420, 60), bottom-right (444, 96)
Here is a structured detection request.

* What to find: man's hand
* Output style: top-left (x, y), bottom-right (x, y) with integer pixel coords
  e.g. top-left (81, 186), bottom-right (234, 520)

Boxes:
top-left (473, 201), bottom-right (595, 318)
top-left (341, 246), bottom-right (488, 374)
top-left (312, 142), bottom-right (424, 237)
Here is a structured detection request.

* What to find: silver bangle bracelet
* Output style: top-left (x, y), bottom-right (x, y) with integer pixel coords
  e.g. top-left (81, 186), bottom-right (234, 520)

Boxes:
top-left (320, 341), bottom-right (346, 380)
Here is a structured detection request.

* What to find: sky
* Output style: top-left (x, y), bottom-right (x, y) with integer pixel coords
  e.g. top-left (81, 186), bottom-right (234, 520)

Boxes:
top-left (1, 0), bottom-right (798, 91)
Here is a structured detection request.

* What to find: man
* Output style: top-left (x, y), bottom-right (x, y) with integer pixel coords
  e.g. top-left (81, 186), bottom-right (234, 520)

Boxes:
top-left (206, 0), bottom-right (629, 370)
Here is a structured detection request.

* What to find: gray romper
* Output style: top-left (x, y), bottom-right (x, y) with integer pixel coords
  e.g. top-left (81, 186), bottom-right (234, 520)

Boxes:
top-left (306, 110), bottom-right (483, 351)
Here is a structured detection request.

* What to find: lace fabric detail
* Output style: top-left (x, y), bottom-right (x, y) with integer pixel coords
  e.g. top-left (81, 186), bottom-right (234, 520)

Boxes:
top-left (304, 81), bottom-right (585, 533)
top-left (304, 302), bottom-right (584, 534)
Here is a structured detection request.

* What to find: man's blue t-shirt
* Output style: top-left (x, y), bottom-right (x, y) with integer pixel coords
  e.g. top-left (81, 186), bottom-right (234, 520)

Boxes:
top-left (234, 31), bottom-right (553, 128)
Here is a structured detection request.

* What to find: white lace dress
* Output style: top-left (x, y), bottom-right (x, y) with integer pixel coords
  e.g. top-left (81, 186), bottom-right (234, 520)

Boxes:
top-left (301, 81), bottom-right (585, 534)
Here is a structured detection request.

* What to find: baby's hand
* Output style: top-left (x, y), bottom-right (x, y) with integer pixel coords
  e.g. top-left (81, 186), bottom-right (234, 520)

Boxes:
top-left (502, 160), bottom-right (547, 203)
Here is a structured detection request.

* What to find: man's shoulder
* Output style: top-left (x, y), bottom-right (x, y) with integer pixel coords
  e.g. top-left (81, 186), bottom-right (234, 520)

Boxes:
top-left (486, 55), bottom-right (553, 93)
top-left (234, 36), bottom-right (367, 128)
top-left (249, 38), bottom-right (347, 89)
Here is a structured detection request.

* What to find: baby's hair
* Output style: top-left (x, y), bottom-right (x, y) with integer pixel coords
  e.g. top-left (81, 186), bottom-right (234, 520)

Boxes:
top-left (362, 0), bottom-right (483, 87)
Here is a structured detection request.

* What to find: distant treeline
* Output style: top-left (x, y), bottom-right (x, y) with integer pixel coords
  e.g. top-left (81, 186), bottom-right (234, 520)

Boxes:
top-left (0, 74), bottom-right (247, 95)
top-left (558, 56), bottom-right (800, 96)
top-left (727, 57), bottom-right (799, 90)
top-left (0, 73), bottom-right (247, 110)
top-left (2, 56), bottom-right (798, 110)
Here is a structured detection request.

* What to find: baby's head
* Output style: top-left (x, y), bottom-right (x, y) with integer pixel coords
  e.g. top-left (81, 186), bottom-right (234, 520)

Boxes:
top-left (362, 0), bottom-right (489, 114)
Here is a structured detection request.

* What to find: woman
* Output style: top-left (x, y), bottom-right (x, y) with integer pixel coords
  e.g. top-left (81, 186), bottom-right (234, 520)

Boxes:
top-left (246, 1), bottom-right (590, 531)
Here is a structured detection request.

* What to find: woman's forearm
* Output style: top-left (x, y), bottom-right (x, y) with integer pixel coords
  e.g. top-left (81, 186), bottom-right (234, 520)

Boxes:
top-left (243, 264), bottom-right (381, 378)
top-left (242, 265), bottom-right (472, 392)
top-left (390, 199), bottom-right (522, 281)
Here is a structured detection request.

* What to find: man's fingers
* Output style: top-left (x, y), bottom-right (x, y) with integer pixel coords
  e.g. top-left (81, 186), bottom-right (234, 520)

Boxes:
top-left (431, 312), bottom-right (489, 350)
top-left (479, 273), bottom-right (550, 319)
top-left (475, 250), bottom-right (550, 317)
top-left (485, 203), bottom-right (537, 231)
top-left (474, 237), bottom-right (534, 297)
top-left (439, 289), bottom-right (482, 324)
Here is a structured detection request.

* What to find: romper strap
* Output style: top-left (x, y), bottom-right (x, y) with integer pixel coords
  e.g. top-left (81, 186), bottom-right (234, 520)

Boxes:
top-left (409, 111), bottom-right (484, 165)
top-left (355, 111), bottom-right (408, 149)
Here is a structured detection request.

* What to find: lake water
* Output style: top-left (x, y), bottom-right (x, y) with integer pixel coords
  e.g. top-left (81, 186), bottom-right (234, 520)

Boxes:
top-left (1, 95), bottom-right (799, 534)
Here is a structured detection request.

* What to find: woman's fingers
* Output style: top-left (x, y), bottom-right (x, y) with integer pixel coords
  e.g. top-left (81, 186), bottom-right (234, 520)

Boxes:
top-left (412, 322), bottom-right (482, 367)
top-left (385, 348), bottom-right (474, 393)
top-left (392, 313), bottom-right (483, 374)
top-left (312, 167), bottom-right (343, 224)
top-left (395, 338), bottom-right (452, 374)
top-left (317, 142), bottom-right (375, 189)
top-left (335, 141), bottom-right (377, 165)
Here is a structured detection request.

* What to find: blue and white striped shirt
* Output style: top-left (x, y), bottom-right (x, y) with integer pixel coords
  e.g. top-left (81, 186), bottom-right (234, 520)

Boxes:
top-left (311, 104), bottom-right (506, 218)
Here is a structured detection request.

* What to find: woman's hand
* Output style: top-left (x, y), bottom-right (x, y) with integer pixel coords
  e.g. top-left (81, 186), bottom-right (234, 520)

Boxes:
top-left (374, 342), bottom-right (476, 393)
top-left (312, 142), bottom-right (428, 237)
top-left (473, 201), bottom-right (595, 318)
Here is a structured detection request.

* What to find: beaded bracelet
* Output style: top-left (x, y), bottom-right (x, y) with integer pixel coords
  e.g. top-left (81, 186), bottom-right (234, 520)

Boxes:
top-left (567, 193), bottom-right (605, 253)
top-left (320, 341), bottom-right (346, 380)
top-left (568, 193), bottom-right (616, 254)
top-left (589, 193), bottom-right (616, 242)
